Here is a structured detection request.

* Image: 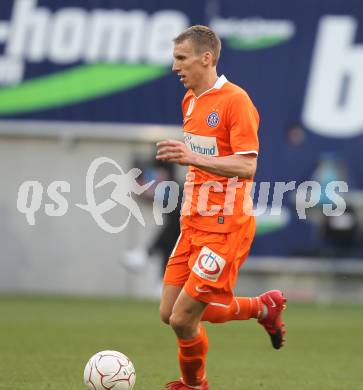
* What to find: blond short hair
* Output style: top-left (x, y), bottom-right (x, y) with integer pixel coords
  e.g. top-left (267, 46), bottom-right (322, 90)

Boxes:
top-left (173, 25), bottom-right (221, 66)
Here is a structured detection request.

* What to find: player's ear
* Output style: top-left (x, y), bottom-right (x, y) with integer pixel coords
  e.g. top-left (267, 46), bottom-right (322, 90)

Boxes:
top-left (201, 51), bottom-right (212, 66)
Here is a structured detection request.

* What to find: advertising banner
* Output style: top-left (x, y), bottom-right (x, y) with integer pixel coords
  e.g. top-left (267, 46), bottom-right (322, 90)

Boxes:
top-left (1, 0), bottom-right (362, 255)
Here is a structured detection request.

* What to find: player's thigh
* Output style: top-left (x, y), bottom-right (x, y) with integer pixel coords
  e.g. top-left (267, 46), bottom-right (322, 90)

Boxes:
top-left (159, 284), bottom-right (183, 324)
top-left (169, 288), bottom-right (207, 338)
top-left (161, 229), bottom-right (192, 324)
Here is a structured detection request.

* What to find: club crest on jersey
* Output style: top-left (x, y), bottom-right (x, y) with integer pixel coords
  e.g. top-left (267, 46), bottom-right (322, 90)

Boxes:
top-left (207, 112), bottom-right (220, 127)
top-left (192, 246), bottom-right (226, 282)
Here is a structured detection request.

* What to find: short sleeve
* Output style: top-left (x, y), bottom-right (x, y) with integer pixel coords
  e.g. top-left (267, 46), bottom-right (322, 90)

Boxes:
top-left (227, 92), bottom-right (260, 155)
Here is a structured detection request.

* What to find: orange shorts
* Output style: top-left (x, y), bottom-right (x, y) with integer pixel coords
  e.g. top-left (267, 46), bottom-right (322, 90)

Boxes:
top-left (163, 218), bottom-right (256, 307)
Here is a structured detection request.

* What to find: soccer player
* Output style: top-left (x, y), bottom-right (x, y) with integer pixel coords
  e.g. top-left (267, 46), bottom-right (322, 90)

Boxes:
top-left (156, 25), bottom-right (286, 390)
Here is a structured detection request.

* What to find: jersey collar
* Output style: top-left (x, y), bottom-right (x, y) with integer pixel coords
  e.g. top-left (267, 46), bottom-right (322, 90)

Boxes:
top-left (194, 74), bottom-right (228, 99)
top-left (214, 74), bottom-right (228, 89)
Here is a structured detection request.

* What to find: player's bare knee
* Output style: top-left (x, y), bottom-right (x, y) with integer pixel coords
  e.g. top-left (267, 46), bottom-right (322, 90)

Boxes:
top-left (159, 307), bottom-right (171, 324)
top-left (169, 313), bottom-right (194, 336)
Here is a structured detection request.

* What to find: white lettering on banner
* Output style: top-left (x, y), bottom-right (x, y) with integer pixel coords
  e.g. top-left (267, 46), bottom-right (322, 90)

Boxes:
top-left (146, 10), bottom-right (188, 64)
top-left (211, 17), bottom-right (295, 42)
top-left (85, 10), bottom-right (147, 63)
top-left (192, 247), bottom-right (226, 282)
top-left (6, 0), bottom-right (50, 62)
top-left (49, 9), bottom-right (87, 63)
top-left (303, 16), bottom-right (363, 137)
top-left (0, 56), bottom-right (24, 84)
top-left (0, 0), bottom-right (188, 84)
top-left (184, 133), bottom-right (219, 156)
top-left (0, 21), bottom-right (9, 41)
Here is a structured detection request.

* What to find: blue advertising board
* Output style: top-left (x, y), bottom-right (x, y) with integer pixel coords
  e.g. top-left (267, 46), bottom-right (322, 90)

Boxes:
top-left (1, 0), bottom-right (363, 255)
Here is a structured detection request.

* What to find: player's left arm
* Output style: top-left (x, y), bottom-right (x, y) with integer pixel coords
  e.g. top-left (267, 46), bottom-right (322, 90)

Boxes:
top-left (156, 139), bottom-right (257, 179)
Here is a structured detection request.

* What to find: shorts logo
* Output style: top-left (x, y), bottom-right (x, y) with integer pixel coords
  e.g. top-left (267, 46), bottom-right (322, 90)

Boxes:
top-left (207, 112), bottom-right (220, 127)
top-left (192, 246), bottom-right (226, 282)
top-left (195, 286), bottom-right (211, 293)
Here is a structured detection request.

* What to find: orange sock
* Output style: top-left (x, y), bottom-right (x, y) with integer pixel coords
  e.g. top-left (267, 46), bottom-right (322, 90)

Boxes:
top-left (202, 297), bottom-right (263, 323)
top-left (177, 325), bottom-right (208, 386)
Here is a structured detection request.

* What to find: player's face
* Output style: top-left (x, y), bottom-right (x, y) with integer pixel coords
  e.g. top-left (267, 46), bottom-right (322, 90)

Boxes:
top-left (172, 39), bottom-right (206, 91)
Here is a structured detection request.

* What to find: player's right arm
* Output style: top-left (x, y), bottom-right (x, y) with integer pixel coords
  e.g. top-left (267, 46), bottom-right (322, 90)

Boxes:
top-left (156, 90), bottom-right (259, 179)
top-left (156, 140), bottom-right (256, 178)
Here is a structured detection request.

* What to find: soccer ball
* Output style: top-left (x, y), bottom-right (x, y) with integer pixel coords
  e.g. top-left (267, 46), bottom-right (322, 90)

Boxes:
top-left (83, 350), bottom-right (136, 390)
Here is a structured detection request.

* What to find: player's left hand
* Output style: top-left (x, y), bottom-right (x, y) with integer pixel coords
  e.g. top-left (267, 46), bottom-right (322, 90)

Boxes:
top-left (156, 139), bottom-right (196, 166)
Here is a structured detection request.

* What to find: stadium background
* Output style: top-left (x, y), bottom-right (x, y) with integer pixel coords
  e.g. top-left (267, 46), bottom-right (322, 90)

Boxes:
top-left (0, 1), bottom-right (362, 389)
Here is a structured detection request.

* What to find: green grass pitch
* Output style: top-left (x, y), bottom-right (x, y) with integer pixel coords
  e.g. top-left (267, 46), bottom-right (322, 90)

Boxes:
top-left (0, 296), bottom-right (362, 389)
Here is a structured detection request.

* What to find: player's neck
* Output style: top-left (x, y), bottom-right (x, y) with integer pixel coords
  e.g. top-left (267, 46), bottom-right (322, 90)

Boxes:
top-left (193, 71), bottom-right (218, 98)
